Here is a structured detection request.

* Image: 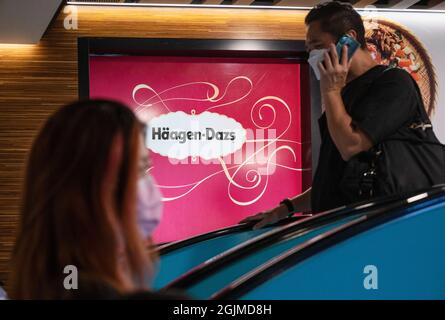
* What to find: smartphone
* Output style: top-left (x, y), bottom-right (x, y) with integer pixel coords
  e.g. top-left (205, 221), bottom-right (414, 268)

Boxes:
top-left (336, 35), bottom-right (360, 61)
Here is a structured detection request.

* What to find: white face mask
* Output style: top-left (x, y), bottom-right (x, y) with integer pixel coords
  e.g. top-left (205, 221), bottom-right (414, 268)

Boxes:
top-left (137, 175), bottom-right (163, 239)
top-left (308, 48), bottom-right (328, 80)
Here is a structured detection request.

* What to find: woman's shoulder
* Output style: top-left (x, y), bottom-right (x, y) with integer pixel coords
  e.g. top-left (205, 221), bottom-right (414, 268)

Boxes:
top-left (67, 273), bottom-right (121, 300)
top-left (61, 272), bottom-right (190, 300)
top-left (121, 289), bottom-right (191, 300)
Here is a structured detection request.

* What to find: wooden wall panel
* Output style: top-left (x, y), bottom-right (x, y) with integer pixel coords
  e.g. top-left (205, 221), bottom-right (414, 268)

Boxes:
top-left (0, 5), bottom-right (307, 285)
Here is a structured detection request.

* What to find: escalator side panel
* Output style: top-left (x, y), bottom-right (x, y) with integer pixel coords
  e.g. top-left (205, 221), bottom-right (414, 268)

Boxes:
top-left (241, 202), bottom-right (445, 299)
top-left (186, 215), bottom-right (360, 298)
top-left (153, 227), bottom-right (269, 289)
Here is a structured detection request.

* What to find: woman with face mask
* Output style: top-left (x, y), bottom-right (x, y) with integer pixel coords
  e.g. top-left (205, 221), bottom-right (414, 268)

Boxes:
top-left (8, 99), bottom-right (186, 300)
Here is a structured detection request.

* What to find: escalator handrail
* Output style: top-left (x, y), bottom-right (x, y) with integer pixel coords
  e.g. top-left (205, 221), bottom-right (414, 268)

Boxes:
top-left (211, 186), bottom-right (445, 300)
top-left (157, 183), bottom-right (445, 256)
top-left (156, 216), bottom-right (304, 255)
top-left (163, 189), bottom-right (418, 289)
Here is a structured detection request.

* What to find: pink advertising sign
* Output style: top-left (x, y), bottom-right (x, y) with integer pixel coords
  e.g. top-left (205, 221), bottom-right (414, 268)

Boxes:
top-left (89, 56), bottom-right (311, 243)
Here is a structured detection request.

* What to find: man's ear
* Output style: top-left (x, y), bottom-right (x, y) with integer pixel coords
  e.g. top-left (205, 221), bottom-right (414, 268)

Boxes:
top-left (346, 29), bottom-right (358, 40)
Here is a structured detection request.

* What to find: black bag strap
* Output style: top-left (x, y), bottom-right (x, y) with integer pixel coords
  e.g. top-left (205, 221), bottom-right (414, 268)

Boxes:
top-left (343, 66), bottom-right (445, 200)
top-left (370, 66), bottom-right (445, 148)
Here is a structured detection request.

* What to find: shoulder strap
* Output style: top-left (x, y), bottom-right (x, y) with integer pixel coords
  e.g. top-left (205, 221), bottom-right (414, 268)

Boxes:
top-left (404, 71), bottom-right (445, 147)
top-left (371, 66), bottom-right (445, 148)
top-left (408, 71), bottom-right (433, 124)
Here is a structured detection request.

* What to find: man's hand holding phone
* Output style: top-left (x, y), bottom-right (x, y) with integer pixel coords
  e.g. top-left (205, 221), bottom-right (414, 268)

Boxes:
top-left (318, 43), bottom-right (351, 94)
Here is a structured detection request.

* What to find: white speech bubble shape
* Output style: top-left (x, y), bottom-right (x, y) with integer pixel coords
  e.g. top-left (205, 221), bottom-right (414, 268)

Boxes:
top-left (146, 111), bottom-right (246, 160)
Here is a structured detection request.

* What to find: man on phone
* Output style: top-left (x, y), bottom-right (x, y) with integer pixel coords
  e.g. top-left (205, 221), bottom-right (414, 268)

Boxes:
top-left (242, 1), bottom-right (425, 228)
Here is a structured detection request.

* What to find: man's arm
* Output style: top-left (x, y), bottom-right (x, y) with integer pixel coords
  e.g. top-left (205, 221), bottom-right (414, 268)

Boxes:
top-left (318, 44), bottom-right (373, 161)
top-left (290, 187), bottom-right (312, 213)
top-left (323, 91), bottom-right (373, 161)
top-left (240, 187), bottom-right (312, 229)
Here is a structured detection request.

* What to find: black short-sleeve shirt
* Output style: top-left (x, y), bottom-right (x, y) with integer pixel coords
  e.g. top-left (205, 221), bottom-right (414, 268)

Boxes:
top-left (311, 65), bottom-right (418, 213)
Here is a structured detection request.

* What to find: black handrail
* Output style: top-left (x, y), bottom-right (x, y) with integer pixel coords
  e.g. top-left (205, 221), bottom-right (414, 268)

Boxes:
top-left (156, 216), bottom-right (304, 255)
top-left (211, 185), bottom-right (445, 300)
top-left (164, 190), bottom-right (414, 290)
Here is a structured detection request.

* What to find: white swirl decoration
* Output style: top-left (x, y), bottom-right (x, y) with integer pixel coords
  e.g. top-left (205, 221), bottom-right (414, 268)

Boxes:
top-left (133, 78), bottom-right (309, 206)
top-left (224, 96), bottom-right (296, 206)
top-left (132, 76), bottom-right (253, 113)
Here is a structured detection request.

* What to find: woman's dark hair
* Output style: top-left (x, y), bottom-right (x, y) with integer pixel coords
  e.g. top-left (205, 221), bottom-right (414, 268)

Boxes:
top-left (305, 1), bottom-right (367, 49)
top-left (9, 99), bottom-right (152, 299)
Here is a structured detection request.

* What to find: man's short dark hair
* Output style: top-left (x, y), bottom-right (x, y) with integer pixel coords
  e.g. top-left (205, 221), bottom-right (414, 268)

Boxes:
top-left (305, 1), bottom-right (366, 49)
